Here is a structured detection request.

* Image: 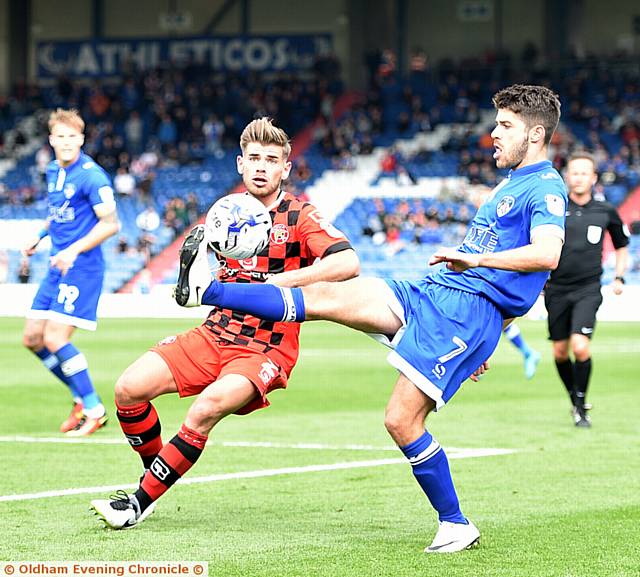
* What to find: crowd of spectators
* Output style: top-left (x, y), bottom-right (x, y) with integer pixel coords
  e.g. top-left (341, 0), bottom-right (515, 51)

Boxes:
top-left (2, 49), bottom-right (639, 278)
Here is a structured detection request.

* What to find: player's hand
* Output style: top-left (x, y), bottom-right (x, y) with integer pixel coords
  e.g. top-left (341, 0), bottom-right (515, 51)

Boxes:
top-left (429, 248), bottom-right (480, 272)
top-left (50, 247), bottom-right (79, 275)
top-left (469, 360), bottom-right (490, 382)
top-left (612, 279), bottom-right (624, 296)
top-left (266, 271), bottom-right (295, 287)
top-left (21, 236), bottom-right (41, 257)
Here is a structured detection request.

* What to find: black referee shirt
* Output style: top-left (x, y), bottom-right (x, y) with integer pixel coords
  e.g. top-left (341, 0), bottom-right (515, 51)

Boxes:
top-left (548, 196), bottom-right (630, 287)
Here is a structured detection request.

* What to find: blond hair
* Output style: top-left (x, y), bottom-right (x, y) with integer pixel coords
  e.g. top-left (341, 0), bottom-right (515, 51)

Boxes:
top-left (240, 117), bottom-right (291, 159)
top-left (48, 108), bottom-right (85, 133)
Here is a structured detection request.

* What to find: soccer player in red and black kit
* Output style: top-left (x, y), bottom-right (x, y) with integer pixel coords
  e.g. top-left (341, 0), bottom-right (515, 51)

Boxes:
top-left (90, 118), bottom-right (359, 528)
top-left (545, 152), bottom-right (629, 427)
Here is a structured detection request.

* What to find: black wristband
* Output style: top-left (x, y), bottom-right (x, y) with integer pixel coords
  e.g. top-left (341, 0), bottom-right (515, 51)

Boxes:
top-left (615, 276), bottom-right (626, 284)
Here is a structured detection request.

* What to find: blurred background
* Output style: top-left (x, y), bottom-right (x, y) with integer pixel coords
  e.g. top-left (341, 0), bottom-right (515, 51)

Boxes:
top-left (0, 0), bottom-right (639, 297)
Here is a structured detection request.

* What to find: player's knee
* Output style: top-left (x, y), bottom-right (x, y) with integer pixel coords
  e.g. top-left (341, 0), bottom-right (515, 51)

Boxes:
top-left (186, 396), bottom-right (226, 432)
top-left (572, 344), bottom-right (590, 362)
top-left (114, 370), bottom-right (147, 405)
top-left (42, 332), bottom-right (66, 354)
top-left (384, 407), bottom-right (408, 443)
top-left (23, 331), bottom-right (43, 351)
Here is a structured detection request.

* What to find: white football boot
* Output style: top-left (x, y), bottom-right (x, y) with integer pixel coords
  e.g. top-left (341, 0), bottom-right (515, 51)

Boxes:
top-left (91, 491), bottom-right (155, 530)
top-left (424, 520), bottom-right (480, 553)
top-left (174, 224), bottom-right (212, 307)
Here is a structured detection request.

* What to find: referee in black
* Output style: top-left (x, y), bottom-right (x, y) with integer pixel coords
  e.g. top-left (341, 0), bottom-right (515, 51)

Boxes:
top-left (545, 152), bottom-right (629, 427)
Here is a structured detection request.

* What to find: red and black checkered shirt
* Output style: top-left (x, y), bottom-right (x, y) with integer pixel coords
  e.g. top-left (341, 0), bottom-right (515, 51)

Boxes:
top-left (203, 192), bottom-right (352, 373)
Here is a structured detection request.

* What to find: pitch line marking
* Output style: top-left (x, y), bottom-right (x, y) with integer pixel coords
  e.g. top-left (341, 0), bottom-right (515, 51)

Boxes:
top-left (0, 435), bottom-right (514, 455)
top-left (0, 448), bottom-right (515, 503)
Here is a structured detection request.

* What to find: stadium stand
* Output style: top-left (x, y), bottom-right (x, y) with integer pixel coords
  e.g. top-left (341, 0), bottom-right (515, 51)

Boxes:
top-left (2, 54), bottom-right (639, 288)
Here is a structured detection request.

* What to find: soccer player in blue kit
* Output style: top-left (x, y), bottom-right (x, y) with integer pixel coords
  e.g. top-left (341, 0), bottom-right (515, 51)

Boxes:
top-left (22, 109), bottom-right (120, 436)
top-left (176, 85), bottom-right (567, 552)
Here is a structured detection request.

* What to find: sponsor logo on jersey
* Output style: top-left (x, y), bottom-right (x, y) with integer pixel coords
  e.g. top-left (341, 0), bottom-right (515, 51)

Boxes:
top-left (49, 201), bottom-right (75, 223)
top-left (270, 223), bottom-right (290, 244)
top-left (541, 172), bottom-right (560, 180)
top-left (63, 183), bottom-right (76, 199)
top-left (463, 224), bottom-right (498, 253)
top-left (545, 194), bottom-right (565, 216)
top-left (587, 225), bottom-right (602, 244)
top-left (239, 256), bottom-right (258, 270)
top-left (496, 195), bottom-right (515, 217)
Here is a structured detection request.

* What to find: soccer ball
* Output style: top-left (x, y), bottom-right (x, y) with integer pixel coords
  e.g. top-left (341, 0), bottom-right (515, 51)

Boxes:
top-left (205, 193), bottom-right (272, 260)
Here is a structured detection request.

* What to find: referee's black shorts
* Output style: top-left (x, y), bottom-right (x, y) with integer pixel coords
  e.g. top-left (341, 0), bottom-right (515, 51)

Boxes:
top-left (544, 282), bottom-right (603, 341)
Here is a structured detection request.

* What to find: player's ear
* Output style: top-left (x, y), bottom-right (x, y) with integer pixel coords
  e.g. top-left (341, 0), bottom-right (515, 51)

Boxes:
top-left (281, 160), bottom-right (292, 181)
top-left (529, 124), bottom-right (545, 144)
top-left (236, 155), bottom-right (244, 175)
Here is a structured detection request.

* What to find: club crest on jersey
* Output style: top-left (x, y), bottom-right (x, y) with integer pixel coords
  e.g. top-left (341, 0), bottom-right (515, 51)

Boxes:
top-left (545, 194), bottom-right (565, 216)
top-left (496, 195), bottom-right (515, 217)
top-left (63, 183), bottom-right (76, 199)
top-left (270, 223), bottom-right (290, 245)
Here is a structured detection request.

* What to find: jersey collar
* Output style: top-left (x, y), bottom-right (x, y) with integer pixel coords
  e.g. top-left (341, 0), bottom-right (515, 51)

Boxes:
top-left (508, 160), bottom-right (552, 179)
top-left (55, 151), bottom-right (85, 172)
top-left (266, 189), bottom-right (287, 211)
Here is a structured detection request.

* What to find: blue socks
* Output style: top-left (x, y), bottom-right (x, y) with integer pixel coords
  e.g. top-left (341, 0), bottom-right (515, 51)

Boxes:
top-left (54, 343), bottom-right (102, 410)
top-left (35, 347), bottom-right (81, 400)
top-left (400, 430), bottom-right (467, 524)
top-left (504, 323), bottom-right (532, 357)
top-left (202, 280), bottom-right (306, 322)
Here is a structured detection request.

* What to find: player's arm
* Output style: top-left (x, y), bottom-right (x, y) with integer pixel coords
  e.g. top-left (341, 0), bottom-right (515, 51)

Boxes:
top-left (22, 218), bottom-right (51, 257)
top-left (51, 206), bottom-right (120, 274)
top-left (430, 233), bottom-right (563, 273)
top-left (268, 248), bottom-right (359, 288)
top-left (608, 207), bottom-right (630, 295)
top-left (611, 245), bottom-right (628, 295)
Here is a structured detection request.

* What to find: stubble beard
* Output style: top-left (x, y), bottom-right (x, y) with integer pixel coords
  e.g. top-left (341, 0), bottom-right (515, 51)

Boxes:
top-left (497, 136), bottom-right (529, 170)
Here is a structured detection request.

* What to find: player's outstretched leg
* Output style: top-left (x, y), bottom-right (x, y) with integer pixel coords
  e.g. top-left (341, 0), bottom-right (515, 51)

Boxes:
top-left (175, 225), bottom-right (212, 307)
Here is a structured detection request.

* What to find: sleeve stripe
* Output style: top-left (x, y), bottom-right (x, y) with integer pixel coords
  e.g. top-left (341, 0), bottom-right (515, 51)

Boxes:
top-left (321, 241), bottom-right (353, 259)
top-left (530, 224), bottom-right (565, 242)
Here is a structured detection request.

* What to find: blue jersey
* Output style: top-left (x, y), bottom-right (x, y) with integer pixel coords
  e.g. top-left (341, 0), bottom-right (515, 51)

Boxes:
top-left (430, 160), bottom-right (567, 318)
top-left (46, 152), bottom-right (115, 270)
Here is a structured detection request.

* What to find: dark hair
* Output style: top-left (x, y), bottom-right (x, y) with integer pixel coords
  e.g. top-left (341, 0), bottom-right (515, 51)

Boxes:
top-left (492, 84), bottom-right (561, 145)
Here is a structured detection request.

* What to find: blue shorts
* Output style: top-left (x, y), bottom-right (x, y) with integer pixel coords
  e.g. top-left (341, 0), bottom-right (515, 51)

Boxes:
top-left (378, 279), bottom-right (503, 409)
top-left (27, 265), bottom-right (105, 331)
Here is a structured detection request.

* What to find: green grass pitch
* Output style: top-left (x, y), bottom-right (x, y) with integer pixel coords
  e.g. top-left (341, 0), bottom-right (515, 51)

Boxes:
top-left (0, 317), bottom-right (638, 576)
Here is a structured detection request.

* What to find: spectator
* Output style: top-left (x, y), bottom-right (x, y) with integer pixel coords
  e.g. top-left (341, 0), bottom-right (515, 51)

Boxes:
top-left (136, 205), bottom-right (161, 233)
top-left (0, 250), bottom-right (8, 283)
top-left (114, 167), bottom-right (136, 196)
top-left (17, 256), bottom-right (31, 284)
